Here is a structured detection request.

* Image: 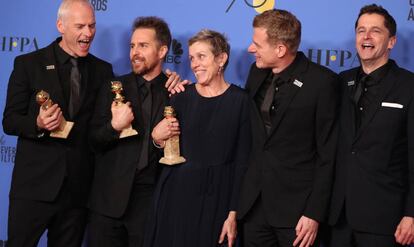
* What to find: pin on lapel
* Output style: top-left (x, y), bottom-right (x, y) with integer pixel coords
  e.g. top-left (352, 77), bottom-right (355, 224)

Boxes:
top-left (46, 65), bottom-right (55, 70)
top-left (293, 79), bottom-right (303, 88)
top-left (347, 80), bottom-right (355, 86)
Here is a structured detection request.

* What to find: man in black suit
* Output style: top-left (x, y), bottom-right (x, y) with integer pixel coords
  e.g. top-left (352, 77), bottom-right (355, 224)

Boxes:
top-left (2, 0), bottom-right (114, 246)
top-left (329, 4), bottom-right (414, 247)
top-left (238, 9), bottom-right (339, 247)
top-left (87, 16), bottom-right (180, 247)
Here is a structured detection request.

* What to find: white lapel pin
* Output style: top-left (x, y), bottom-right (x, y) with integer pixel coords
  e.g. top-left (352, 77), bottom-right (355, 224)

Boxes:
top-left (347, 80), bottom-right (355, 86)
top-left (293, 79), bottom-right (303, 88)
top-left (46, 65), bottom-right (55, 70)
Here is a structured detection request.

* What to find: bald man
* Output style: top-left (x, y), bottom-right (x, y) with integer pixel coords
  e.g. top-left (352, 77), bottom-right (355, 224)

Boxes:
top-left (2, 0), bottom-right (113, 246)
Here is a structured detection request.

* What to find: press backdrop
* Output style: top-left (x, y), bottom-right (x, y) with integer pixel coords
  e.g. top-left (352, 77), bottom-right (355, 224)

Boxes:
top-left (0, 0), bottom-right (413, 246)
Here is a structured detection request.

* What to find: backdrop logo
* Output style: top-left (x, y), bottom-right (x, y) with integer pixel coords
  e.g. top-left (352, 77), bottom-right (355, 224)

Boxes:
top-left (306, 48), bottom-right (359, 68)
top-left (89, 0), bottom-right (108, 11)
top-left (0, 36), bottom-right (39, 52)
top-left (165, 39), bottom-right (183, 64)
top-left (226, 0), bottom-right (275, 13)
top-left (0, 135), bottom-right (16, 164)
top-left (408, 0), bottom-right (414, 21)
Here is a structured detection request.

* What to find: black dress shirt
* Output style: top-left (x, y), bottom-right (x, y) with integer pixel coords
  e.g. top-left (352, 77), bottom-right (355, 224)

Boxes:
top-left (53, 38), bottom-right (87, 119)
top-left (255, 54), bottom-right (301, 132)
top-left (353, 62), bottom-right (391, 129)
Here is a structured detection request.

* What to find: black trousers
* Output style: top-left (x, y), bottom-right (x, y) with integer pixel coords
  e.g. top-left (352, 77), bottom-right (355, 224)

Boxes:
top-left (242, 196), bottom-right (320, 247)
top-left (7, 182), bottom-right (87, 247)
top-left (88, 183), bottom-right (154, 247)
top-left (330, 210), bottom-right (405, 247)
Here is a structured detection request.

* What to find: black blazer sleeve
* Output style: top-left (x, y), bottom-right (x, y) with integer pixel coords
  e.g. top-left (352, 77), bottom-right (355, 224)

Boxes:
top-left (404, 73), bottom-right (414, 217)
top-left (229, 92), bottom-right (252, 211)
top-left (3, 55), bottom-right (42, 139)
top-left (89, 79), bottom-right (121, 151)
top-left (304, 72), bottom-right (340, 221)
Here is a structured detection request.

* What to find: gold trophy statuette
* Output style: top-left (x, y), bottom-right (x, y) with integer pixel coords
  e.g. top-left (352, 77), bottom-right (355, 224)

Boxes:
top-left (159, 106), bottom-right (186, 165)
top-left (36, 90), bottom-right (74, 139)
top-left (111, 81), bottom-right (138, 138)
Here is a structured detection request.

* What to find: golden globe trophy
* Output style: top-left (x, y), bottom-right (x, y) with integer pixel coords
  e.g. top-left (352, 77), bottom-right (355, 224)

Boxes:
top-left (36, 90), bottom-right (74, 139)
top-left (159, 106), bottom-right (186, 165)
top-left (111, 81), bottom-right (138, 138)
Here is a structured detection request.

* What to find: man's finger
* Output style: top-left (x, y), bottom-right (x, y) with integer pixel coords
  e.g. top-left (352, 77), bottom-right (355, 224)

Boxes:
top-left (228, 236), bottom-right (234, 247)
top-left (43, 103), bottom-right (58, 113)
top-left (218, 230), bottom-right (225, 244)
top-left (299, 233), bottom-right (311, 247)
top-left (309, 232), bottom-right (317, 246)
top-left (401, 231), bottom-right (411, 245)
top-left (293, 231), bottom-right (305, 246)
top-left (167, 76), bottom-right (180, 91)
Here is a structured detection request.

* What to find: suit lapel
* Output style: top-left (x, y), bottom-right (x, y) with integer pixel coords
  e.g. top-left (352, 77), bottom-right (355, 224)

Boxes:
top-left (248, 68), bottom-right (271, 138)
top-left (249, 68), bottom-right (270, 99)
top-left (122, 73), bottom-right (144, 132)
top-left (342, 70), bottom-right (358, 140)
top-left (354, 63), bottom-right (398, 142)
top-left (266, 53), bottom-right (307, 139)
top-left (41, 43), bottom-right (67, 116)
top-left (266, 83), bottom-right (301, 138)
top-left (151, 73), bottom-right (168, 125)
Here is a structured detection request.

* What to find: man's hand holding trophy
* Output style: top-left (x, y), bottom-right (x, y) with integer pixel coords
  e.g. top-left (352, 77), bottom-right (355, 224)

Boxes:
top-left (111, 81), bottom-right (138, 138)
top-left (36, 90), bottom-right (74, 139)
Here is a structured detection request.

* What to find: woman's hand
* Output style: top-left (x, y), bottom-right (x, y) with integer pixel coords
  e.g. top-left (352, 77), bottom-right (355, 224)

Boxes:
top-left (219, 211), bottom-right (237, 247)
top-left (151, 117), bottom-right (180, 147)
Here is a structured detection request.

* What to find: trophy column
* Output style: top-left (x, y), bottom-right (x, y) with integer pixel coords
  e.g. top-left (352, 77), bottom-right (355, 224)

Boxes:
top-left (159, 106), bottom-right (186, 165)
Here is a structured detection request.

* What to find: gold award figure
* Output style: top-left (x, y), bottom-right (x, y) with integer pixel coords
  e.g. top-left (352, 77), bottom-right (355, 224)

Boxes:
top-left (111, 81), bottom-right (138, 138)
top-left (159, 106), bottom-right (186, 165)
top-left (36, 90), bottom-right (74, 139)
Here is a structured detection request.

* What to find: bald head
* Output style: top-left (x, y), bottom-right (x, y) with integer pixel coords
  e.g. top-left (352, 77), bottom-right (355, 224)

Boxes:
top-left (56, 0), bottom-right (96, 57)
top-left (57, 0), bottom-right (94, 23)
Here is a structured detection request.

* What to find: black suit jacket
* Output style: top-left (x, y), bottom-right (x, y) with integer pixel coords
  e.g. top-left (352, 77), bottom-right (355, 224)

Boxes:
top-left (2, 39), bottom-right (113, 205)
top-left (238, 52), bottom-right (339, 227)
top-left (88, 72), bottom-right (169, 218)
top-left (329, 60), bottom-right (414, 234)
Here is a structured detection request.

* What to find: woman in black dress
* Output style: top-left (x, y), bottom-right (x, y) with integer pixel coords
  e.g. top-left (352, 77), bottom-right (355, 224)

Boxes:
top-left (147, 29), bottom-right (251, 247)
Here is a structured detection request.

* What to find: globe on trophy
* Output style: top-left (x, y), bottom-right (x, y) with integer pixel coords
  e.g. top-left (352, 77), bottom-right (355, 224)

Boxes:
top-left (111, 80), bottom-right (138, 138)
top-left (159, 106), bottom-right (186, 165)
top-left (36, 90), bottom-right (74, 139)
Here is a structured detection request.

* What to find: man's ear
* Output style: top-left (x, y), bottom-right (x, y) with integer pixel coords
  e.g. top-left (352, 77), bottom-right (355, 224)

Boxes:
top-left (57, 19), bottom-right (64, 34)
top-left (274, 43), bottom-right (287, 58)
top-left (388, 35), bottom-right (396, 50)
top-left (159, 45), bottom-right (169, 60)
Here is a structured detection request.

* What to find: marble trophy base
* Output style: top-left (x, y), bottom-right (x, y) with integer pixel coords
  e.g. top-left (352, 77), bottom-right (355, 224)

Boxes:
top-left (50, 120), bottom-right (74, 139)
top-left (120, 125), bottom-right (138, 138)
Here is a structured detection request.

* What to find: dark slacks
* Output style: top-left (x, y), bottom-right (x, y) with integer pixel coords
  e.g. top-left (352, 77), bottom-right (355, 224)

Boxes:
top-left (330, 210), bottom-right (405, 247)
top-left (88, 183), bottom-right (154, 247)
top-left (7, 182), bottom-right (87, 247)
top-left (242, 196), bottom-right (319, 247)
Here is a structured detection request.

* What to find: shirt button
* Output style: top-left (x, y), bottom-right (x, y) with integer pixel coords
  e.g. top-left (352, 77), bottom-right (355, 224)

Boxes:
top-left (359, 107), bottom-right (363, 111)
top-left (271, 106), bottom-right (275, 110)
top-left (364, 88), bottom-right (368, 92)
top-left (275, 87), bottom-right (279, 91)
top-left (351, 151), bottom-right (356, 155)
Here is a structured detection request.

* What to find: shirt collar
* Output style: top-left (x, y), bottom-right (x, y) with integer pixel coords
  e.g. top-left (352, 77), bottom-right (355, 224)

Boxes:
top-left (358, 61), bottom-right (391, 87)
top-left (53, 37), bottom-right (71, 65)
top-left (135, 72), bottom-right (166, 88)
top-left (53, 37), bottom-right (86, 66)
top-left (273, 51), bottom-right (303, 84)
